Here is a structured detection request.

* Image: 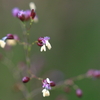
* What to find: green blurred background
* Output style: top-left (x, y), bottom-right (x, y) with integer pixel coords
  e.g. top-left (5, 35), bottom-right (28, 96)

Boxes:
top-left (0, 0), bottom-right (100, 100)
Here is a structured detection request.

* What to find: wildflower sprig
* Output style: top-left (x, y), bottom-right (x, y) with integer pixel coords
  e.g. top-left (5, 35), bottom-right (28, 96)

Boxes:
top-left (0, 1), bottom-right (100, 100)
top-left (2, 51), bottom-right (100, 99)
top-left (12, 3), bottom-right (52, 99)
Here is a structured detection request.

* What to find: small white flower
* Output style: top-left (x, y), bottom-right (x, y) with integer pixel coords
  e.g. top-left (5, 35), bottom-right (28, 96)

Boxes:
top-left (41, 45), bottom-right (46, 52)
top-left (37, 36), bottom-right (52, 52)
top-left (29, 2), bottom-right (36, 11)
top-left (46, 41), bottom-right (52, 50)
top-left (42, 89), bottom-right (50, 97)
top-left (0, 40), bottom-right (6, 48)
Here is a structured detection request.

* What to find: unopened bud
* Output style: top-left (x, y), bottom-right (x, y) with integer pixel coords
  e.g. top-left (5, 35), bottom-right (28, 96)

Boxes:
top-left (76, 89), bottom-right (82, 97)
top-left (22, 77), bottom-right (30, 83)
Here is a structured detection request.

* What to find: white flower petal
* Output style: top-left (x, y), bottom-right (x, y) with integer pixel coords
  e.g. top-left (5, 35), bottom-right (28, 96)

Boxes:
top-left (46, 78), bottom-right (50, 83)
top-left (46, 41), bottom-right (52, 50)
top-left (40, 45), bottom-right (46, 52)
top-left (29, 2), bottom-right (36, 10)
top-left (42, 89), bottom-right (50, 97)
top-left (0, 40), bottom-right (3, 44)
top-left (0, 40), bottom-right (6, 48)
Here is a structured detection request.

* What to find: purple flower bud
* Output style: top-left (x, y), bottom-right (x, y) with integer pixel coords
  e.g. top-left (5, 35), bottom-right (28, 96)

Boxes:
top-left (25, 10), bottom-right (31, 20)
top-left (87, 69), bottom-right (100, 78)
top-left (76, 89), bottom-right (82, 97)
top-left (13, 34), bottom-right (19, 40)
top-left (12, 7), bottom-right (20, 17)
top-left (17, 10), bottom-right (33, 21)
top-left (7, 34), bottom-right (14, 39)
top-left (22, 77), bottom-right (30, 83)
top-left (37, 37), bottom-right (50, 46)
top-left (12, 7), bottom-right (36, 21)
top-left (17, 10), bottom-right (26, 21)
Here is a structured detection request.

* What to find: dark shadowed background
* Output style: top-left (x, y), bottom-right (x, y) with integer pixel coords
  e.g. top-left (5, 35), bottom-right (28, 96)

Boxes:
top-left (0, 0), bottom-right (100, 100)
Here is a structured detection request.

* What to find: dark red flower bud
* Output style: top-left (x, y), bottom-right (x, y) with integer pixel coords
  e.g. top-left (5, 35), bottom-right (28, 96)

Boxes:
top-left (30, 9), bottom-right (36, 19)
top-left (50, 81), bottom-right (56, 87)
top-left (37, 37), bottom-right (44, 46)
top-left (22, 77), bottom-right (30, 83)
top-left (7, 34), bottom-right (14, 39)
top-left (76, 89), bottom-right (82, 97)
top-left (37, 42), bottom-right (43, 46)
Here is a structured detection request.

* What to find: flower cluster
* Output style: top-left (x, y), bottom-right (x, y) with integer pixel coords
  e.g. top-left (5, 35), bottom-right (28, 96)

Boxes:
top-left (0, 34), bottom-right (17, 48)
top-left (42, 78), bottom-right (55, 97)
top-left (87, 69), bottom-right (100, 78)
top-left (12, 8), bottom-right (36, 21)
top-left (37, 37), bottom-right (52, 52)
top-left (6, 34), bottom-right (19, 46)
top-left (0, 34), bottom-right (19, 48)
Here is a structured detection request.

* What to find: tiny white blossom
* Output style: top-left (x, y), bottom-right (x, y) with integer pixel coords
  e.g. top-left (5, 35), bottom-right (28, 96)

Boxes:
top-left (0, 40), bottom-right (6, 48)
top-left (37, 36), bottom-right (51, 52)
top-left (46, 41), bottom-right (52, 50)
top-left (29, 2), bottom-right (36, 10)
top-left (40, 45), bottom-right (46, 52)
top-left (42, 89), bottom-right (50, 97)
